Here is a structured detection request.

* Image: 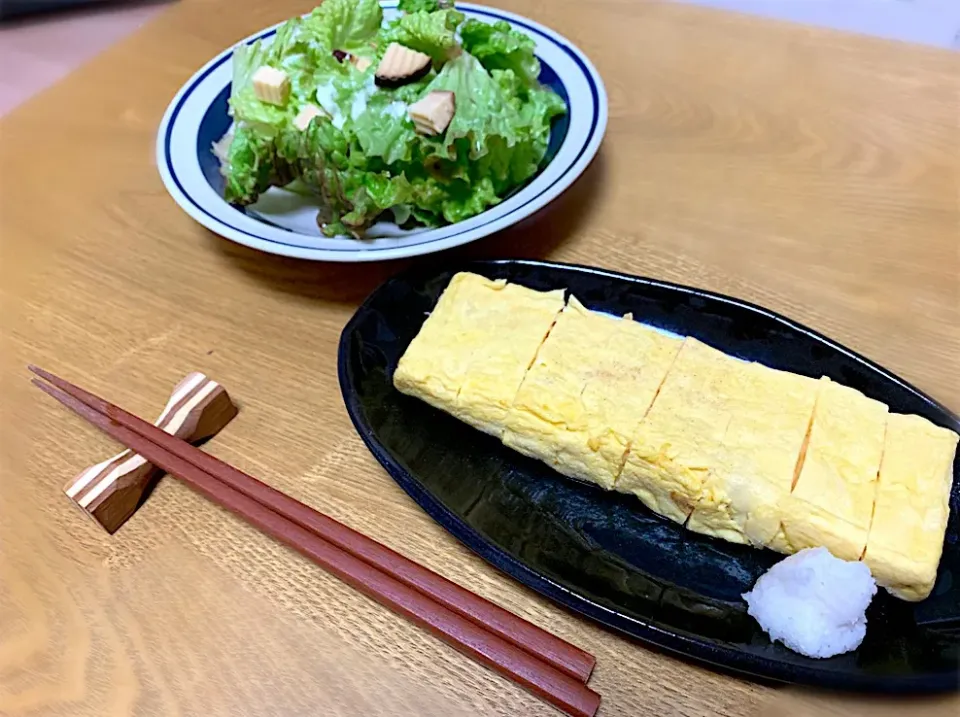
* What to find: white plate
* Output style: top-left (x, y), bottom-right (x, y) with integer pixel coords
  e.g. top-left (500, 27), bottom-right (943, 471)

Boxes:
top-left (156, 2), bottom-right (607, 262)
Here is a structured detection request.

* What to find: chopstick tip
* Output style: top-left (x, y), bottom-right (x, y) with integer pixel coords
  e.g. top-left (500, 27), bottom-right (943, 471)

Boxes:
top-left (31, 377), bottom-right (54, 394)
top-left (28, 364), bottom-right (62, 387)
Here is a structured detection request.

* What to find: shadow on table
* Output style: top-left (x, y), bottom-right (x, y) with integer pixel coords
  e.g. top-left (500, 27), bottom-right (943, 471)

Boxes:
top-left (0, 0), bottom-right (173, 24)
top-left (754, 688), bottom-right (960, 716)
top-left (208, 150), bottom-right (607, 305)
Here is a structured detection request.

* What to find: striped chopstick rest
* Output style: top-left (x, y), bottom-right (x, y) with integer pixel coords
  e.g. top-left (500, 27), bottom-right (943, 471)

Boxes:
top-left (64, 372), bottom-right (238, 532)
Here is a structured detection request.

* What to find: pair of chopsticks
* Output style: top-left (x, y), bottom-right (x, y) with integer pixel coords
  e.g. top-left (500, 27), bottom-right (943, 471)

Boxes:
top-left (30, 366), bottom-right (600, 717)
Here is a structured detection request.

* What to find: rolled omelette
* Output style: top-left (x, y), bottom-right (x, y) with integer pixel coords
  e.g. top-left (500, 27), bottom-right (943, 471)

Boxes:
top-left (503, 295), bottom-right (682, 491)
top-left (393, 272), bottom-right (959, 601)
top-left (393, 272), bottom-right (566, 437)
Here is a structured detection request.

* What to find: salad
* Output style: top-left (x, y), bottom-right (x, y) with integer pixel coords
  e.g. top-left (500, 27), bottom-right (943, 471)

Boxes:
top-left (215, 0), bottom-right (566, 238)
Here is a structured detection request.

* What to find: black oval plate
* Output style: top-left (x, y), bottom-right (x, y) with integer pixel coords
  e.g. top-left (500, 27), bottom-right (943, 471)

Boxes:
top-left (338, 259), bottom-right (960, 692)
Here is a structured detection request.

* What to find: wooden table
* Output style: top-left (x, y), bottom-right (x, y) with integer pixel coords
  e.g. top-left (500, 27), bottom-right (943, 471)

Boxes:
top-left (1, 1), bottom-right (958, 715)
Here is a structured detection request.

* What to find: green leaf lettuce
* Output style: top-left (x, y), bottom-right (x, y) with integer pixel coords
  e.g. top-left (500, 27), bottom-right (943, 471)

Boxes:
top-left (460, 18), bottom-right (541, 88)
top-left (216, 1), bottom-right (567, 238)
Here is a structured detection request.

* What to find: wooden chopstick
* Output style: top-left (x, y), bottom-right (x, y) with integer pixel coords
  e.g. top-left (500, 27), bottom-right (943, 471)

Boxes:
top-left (30, 365), bottom-right (594, 683)
top-left (31, 369), bottom-right (601, 717)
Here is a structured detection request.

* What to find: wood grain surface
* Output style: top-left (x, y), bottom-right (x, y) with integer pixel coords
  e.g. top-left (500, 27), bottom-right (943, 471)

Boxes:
top-left (1, 1), bottom-right (958, 715)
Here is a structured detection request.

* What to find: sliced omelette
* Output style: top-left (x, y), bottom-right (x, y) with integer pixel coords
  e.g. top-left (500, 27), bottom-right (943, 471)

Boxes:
top-left (685, 362), bottom-right (820, 547)
top-left (862, 413), bottom-right (958, 601)
top-left (777, 378), bottom-right (888, 561)
top-left (455, 281), bottom-right (565, 436)
top-left (394, 272), bottom-right (565, 437)
top-left (393, 271), bottom-right (488, 413)
top-left (617, 338), bottom-right (738, 524)
top-left (393, 275), bottom-right (959, 602)
top-left (503, 297), bottom-right (681, 490)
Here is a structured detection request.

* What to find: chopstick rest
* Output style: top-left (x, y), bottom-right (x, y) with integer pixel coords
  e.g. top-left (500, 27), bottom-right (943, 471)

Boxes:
top-left (64, 372), bottom-right (238, 533)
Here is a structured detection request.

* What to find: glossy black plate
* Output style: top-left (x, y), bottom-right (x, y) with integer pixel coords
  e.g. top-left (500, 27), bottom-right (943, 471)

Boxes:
top-left (338, 259), bottom-right (960, 692)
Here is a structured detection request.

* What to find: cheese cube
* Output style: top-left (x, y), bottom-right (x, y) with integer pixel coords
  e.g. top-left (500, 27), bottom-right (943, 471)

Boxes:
top-left (409, 91), bottom-right (456, 135)
top-left (352, 55), bottom-right (373, 73)
top-left (375, 43), bottom-right (432, 87)
top-left (252, 66), bottom-right (290, 106)
top-left (293, 104), bottom-right (327, 131)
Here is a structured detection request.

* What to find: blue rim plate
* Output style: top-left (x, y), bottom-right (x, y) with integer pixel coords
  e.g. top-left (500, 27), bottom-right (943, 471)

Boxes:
top-left (338, 259), bottom-right (960, 692)
top-left (156, 2), bottom-right (607, 262)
